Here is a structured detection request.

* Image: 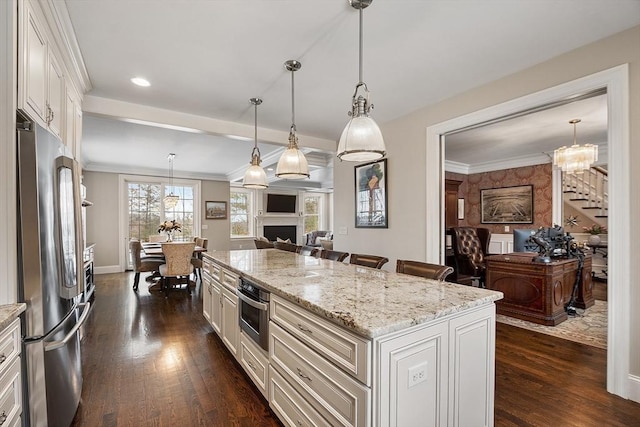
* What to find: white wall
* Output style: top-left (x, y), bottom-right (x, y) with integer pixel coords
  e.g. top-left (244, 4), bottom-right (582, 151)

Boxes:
top-left (333, 26), bottom-right (640, 382)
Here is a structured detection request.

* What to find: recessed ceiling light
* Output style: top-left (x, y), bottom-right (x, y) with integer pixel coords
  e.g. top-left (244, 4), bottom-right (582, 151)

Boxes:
top-left (131, 77), bottom-right (150, 87)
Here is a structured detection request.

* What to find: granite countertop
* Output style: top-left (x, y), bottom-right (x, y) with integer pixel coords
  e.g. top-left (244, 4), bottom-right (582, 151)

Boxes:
top-left (0, 303), bottom-right (26, 331)
top-left (204, 249), bottom-right (503, 339)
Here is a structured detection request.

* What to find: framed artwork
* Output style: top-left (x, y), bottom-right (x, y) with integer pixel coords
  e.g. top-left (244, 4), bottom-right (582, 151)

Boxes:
top-left (205, 201), bottom-right (227, 219)
top-left (481, 185), bottom-right (533, 224)
top-left (355, 158), bottom-right (388, 228)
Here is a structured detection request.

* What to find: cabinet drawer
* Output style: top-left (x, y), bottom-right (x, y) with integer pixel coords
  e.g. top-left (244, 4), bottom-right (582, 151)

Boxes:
top-left (0, 319), bottom-right (20, 376)
top-left (203, 257), bottom-right (220, 280)
top-left (221, 268), bottom-right (239, 290)
top-left (269, 366), bottom-right (331, 427)
top-left (240, 332), bottom-right (269, 399)
top-left (271, 295), bottom-right (370, 385)
top-left (270, 322), bottom-right (369, 427)
top-left (0, 357), bottom-right (22, 427)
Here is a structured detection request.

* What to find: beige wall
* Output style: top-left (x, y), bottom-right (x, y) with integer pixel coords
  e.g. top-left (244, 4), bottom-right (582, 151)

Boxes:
top-left (334, 26), bottom-right (639, 377)
top-left (84, 171), bottom-right (231, 269)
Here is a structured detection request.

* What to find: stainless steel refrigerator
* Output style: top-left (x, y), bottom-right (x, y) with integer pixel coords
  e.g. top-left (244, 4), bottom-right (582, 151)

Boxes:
top-left (17, 118), bottom-right (91, 426)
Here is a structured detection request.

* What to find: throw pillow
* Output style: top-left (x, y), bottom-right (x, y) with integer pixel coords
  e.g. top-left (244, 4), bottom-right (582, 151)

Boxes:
top-left (257, 236), bottom-right (269, 242)
top-left (315, 236), bottom-right (324, 246)
top-left (276, 237), bottom-right (292, 244)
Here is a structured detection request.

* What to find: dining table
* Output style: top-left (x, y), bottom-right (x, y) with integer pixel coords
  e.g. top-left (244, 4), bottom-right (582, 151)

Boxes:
top-left (141, 242), bottom-right (208, 290)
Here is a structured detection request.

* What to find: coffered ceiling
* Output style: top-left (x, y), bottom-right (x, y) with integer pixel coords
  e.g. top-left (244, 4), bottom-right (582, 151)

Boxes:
top-left (63, 0), bottom-right (639, 187)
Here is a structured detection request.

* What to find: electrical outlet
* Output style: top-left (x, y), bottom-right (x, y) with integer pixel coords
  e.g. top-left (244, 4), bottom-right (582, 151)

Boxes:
top-left (339, 226), bottom-right (348, 235)
top-left (504, 225), bottom-right (510, 232)
top-left (201, 224), bottom-right (208, 230)
top-left (408, 362), bottom-right (428, 388)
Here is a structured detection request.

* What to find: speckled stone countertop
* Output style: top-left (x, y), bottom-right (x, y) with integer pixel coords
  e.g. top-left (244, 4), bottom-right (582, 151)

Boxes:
top-left (0, 303), bottom-right (26, 331)
top-left (204, 249), bottom-right (503, 339)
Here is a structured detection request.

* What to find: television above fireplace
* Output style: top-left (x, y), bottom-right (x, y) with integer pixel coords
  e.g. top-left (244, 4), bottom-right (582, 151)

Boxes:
top-left (266, 194), bottom-right (297, 214)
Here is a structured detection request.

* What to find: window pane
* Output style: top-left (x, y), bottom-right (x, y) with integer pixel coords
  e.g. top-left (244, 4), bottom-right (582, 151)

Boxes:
top-left (230, 190), bottom-right (251, 237)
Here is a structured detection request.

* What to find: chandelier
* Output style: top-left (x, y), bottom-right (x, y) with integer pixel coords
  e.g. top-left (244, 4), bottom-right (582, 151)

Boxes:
top-left (336, 0), bottom-right (386, 162)
top-left (243, 97), bottom-right (268, 189)
top-left (553, 119), bottom-right (598, 174)
top-left (163, 153), bottom-right (179, 209)
top-left (275, 60), bottom-right (310, 179)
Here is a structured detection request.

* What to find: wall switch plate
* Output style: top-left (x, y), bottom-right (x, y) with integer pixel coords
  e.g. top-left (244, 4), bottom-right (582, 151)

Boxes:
top-left (408, 362), bottom-right (428, 388)
top-left (201, 225), bottom-right (208, 230)
top-left (339, 226), bottom-right (348, 235)
top-left (504, 225), bottom-right (510, 232)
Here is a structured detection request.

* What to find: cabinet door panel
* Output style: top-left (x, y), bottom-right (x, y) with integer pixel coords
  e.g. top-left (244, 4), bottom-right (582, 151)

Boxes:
top-left (47, 53), bottom-right (64, 137)
top-left (23, 7), bottom-right (47, 122)
top-left (221, 287), bottom-right (238, 358)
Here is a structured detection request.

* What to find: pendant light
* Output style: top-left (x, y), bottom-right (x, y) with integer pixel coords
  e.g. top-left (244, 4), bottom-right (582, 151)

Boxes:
top-left (275, 60), bottom-right (310, 179)
top-left (163, 153), bottom-right (179, 209)
top-left (553, 119), bottom-right (598, 174)
top-left (243, 98), bottom-right (269, 189)
top-left (337, 0), bottom-right (386, 162)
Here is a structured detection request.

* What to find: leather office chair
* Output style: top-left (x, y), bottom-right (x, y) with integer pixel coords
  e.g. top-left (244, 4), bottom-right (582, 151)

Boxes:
top-left (160, 242), bottom-right (195, 296)
top-left (396, 260), bottom-right (454, 281)
top-left (298, 246), bottom-right (319, 257)
top-left (129, 240), bottom-right (163, 291)
top-left (320, 249), bottom-right (349, 262)
top-left (450, 227), bottom-right (491, 287)
top-left (273, 241), bottom-right (299, 253)
top-left (349, 253), bottom-right (389, 270)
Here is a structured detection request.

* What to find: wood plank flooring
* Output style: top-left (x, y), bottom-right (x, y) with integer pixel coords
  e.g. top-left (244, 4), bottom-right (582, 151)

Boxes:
top-left (71, 272), bottom-right (640, 426)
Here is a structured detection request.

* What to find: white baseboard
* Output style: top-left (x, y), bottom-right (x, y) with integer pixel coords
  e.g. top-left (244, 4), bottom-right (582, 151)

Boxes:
top-left (628, 374), bottom-right (640, 403)
top-left (94, 265), bottom-right (122, 275)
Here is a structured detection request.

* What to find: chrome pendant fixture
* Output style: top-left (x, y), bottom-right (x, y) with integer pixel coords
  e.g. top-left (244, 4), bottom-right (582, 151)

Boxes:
top-left (163, 153), bottom-right (179, 209)
top-left (337, 0), bottom-right (386, 162)
top-left (553, 119), bottom-right (598, 174)
top-left (275, 60), bottom-right (310, 179)
top-left (243, 97), bottom-right (269, 189)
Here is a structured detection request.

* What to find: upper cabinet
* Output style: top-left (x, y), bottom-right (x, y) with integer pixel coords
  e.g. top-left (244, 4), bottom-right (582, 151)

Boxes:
top-left (17, 0), bottom-right (90, 159)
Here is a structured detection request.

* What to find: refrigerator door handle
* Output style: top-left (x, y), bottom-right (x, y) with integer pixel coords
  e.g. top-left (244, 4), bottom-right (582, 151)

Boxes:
top-left (44, 302), bottom-right (91, 352)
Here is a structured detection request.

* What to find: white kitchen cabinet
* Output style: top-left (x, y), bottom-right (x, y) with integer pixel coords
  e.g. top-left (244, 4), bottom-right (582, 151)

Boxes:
top-left (0, 319), bottom-right (22, 427)
top-left (64, 87), bottom-right (82, 159)
top-left (221, 285), bottom-right (239, 358)
top-left (202, 269), bottom-right (212, 325)
top-left (202, 257), bottom-right (221, 335)
top-left (239, 331), bottom-right (269, 399)
top-left (46, 51), bottom-right (64, 138)
top-left (210, 280), bottom-right (222, 335)
top-left (19, 0), bottom-right (48, 123)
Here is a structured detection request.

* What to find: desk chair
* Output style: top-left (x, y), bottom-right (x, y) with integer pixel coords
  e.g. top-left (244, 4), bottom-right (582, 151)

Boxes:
top-left (130, 240), bottom-right (163, 291)
top-left (320, 249), bottom-right (349, 262)
top-left (160, 242), bottom-right (195, 296)
top-left (349, 253), bottom-right (389, 269)
top-left (450, 227), bottom-right (491, 287)
top-left (396, 260), bottom-right (454, 281)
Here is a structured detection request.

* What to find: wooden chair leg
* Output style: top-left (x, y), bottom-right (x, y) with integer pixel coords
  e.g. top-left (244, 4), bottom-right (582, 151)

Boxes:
top-left (133, 272), bottom-right (140, 291)
top-left (164, 277), bottom-right (170, 297)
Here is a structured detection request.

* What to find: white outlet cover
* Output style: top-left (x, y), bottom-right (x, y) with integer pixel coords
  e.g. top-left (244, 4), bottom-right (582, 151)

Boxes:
top-left (408, 362), bottom-right (428, 388)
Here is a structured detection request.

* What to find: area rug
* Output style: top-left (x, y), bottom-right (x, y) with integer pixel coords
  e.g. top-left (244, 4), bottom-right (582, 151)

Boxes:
top-left (496, 300), bottom-right (607, 349)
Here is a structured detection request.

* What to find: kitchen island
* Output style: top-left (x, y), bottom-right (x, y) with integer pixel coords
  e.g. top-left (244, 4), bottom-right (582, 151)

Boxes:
top-left (202, 249), bottom-right (503, 427)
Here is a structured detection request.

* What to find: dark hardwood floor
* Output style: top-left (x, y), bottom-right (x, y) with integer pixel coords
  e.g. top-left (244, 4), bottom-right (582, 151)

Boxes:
top-left (72, 272), bottom-right (640, 426)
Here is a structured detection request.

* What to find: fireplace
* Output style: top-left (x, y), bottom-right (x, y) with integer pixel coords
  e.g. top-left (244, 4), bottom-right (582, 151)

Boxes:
top-left (263, 225), bottom-right (297, 244)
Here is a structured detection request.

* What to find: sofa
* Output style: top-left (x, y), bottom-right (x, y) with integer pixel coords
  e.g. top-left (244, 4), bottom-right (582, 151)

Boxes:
top-left (304, 230), bottom-right (332, 247)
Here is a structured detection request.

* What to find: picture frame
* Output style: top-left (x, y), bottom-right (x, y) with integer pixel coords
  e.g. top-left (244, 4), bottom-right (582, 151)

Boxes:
top-left (481, 184), bottom-right (533, 224)
top-left (205, 201), bottom-right (227, 220)
top-left (355, 158), bottom-right (388, 228)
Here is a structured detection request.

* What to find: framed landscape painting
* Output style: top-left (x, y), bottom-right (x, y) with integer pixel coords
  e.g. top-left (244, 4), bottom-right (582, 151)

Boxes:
top-left (355, 159), bottom-right (388, 228)
top-left (205, 201), bottom-right (227, 219)
top-left (481, 185), bottom-right (533, 224)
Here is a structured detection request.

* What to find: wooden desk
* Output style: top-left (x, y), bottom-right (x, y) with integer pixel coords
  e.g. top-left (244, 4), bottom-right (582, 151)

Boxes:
top-left (486, 253), bottom-right (593, 325)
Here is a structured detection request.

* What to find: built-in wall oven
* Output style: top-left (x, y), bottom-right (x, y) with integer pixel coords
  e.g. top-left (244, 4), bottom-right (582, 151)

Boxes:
top-left (237, 277), bottom-right (270, 351)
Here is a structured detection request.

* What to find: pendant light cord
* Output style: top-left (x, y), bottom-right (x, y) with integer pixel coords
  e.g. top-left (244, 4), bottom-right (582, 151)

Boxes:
top-left (359, 7), bottom-right (364, 84)
top-left (291, 68), bottom-right (296, 132)
top-left (254, 102), bottom-right (258, 151)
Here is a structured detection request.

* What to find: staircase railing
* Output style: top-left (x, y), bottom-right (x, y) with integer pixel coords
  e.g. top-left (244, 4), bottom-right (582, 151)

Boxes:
top-left (563, 166), bottom-right (608, 217)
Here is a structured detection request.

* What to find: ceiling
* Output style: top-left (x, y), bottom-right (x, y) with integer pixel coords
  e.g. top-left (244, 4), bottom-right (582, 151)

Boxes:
top-left (64, 0), bottom-right (639, 186)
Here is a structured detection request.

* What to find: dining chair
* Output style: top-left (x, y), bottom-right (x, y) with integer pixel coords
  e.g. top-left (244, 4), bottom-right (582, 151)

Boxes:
top-left (160, 242), bottom-right (195, 296)
top-left (349, 253), bottom-right (389, 269)
top-left (273, 241), bottom-right (298, 253)
top-left (148, 234), bottom-right (167, 243)
top-left (396, 259), bottom-right (454, 281)
top-left (129, 240), bottom-right (163, 291)
top-left (298, 245), bottom-right (319, 257)
top-left (191, 237), bottom-right (208, 283)
top-left (320, 249), bottom-right (349, 262)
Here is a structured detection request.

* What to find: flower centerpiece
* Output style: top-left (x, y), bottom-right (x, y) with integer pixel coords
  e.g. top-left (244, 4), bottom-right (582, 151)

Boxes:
top-left (583, 223), bottom-right (606, 245)
top-left (158, 220), bottom-right (182, 242)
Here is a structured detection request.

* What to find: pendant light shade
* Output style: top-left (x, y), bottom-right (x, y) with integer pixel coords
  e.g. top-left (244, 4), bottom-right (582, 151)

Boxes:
top-left (276, 60), bottom-right (310, 180)
top-left (337, 0), bottom-right (386, 162)
top-left (163, 153), bottom-right (179, 209)
top-left (243, 98), bottom-right (268, 189)
top-left (553, 119), bottom-right (598, 174)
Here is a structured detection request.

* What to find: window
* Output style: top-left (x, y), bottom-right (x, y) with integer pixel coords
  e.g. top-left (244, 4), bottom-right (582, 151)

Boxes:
top-left (303, 194), bottom-right (322, 234)
top-left (230, 188), bottom-right (253, 237)
top-left (164, 184), bottom-right (194, 240)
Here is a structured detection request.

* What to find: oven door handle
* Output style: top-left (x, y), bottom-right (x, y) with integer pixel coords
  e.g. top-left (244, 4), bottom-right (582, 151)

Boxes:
top-left (236, 289), bottom-right (269, 311)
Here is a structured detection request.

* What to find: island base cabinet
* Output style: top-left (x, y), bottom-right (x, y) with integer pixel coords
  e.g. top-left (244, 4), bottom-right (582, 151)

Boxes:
top-left (221, 286), bottom-right (239, 359)
top-left (239, 331), bottom-right (269, 399)
top-left (375, 319), bottom-right (448, 427)
top-left (269, 367), bottom-right (332, 427)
